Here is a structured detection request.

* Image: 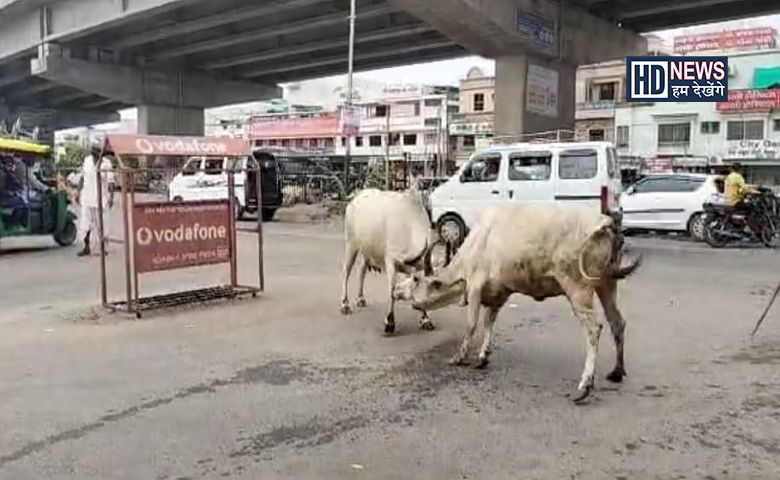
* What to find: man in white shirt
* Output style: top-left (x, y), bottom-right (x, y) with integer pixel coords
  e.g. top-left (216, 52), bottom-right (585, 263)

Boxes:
top-left (77, 141), bottom-right (114, 257)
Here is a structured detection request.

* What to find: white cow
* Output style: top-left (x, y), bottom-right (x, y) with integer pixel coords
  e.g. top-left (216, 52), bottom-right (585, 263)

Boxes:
top-left (394, 205), bottom-right (642, 402)
top-left (340, 187), bottom-right (438, 334)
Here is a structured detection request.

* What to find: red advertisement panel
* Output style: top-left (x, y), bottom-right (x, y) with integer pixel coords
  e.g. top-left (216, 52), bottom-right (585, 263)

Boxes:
top-left (133, 201), bottom-right (231, 273)
top-left (249, 114), bottom-right (341, 139)
top-left (674, 27), bottom-right (777, 54)
top-left (716, 89), bottom-right (780, 113)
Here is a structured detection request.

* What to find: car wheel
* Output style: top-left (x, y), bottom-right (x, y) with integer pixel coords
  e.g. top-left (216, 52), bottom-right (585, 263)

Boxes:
top-left (261, 208), bottom-right (277, 222)
top-left (172, 196), bottom-right (183, 202)
top-left (437, 213), bottom-right (467, 249)
top-left (687, 213), bottom-right (706, 242)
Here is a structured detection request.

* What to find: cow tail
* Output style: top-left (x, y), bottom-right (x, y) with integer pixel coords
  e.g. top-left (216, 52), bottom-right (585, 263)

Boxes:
top-left (613, 254), bottom-right (643, 279)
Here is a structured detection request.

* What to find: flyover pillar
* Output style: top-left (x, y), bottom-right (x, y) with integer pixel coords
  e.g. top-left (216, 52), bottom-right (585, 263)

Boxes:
top-left (137, 105), bottom-right (204, 136)
top-left (494, 55), bottom-right (576, 137)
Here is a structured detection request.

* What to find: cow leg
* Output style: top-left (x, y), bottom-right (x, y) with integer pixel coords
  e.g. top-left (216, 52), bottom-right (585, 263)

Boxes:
top-left (561, 279), bottom-right (602, 402)
top-left (597, 281), bottom-right (627, 383)
top-left (340, 242), bottom-right (359, 315)
top-left (383, 258), bottom-right (398, 334)
top-left (356, 259), bottom-right (369, 308)
top-left (475, 305), bottom-right (500, 369)
top-left (449, 286), bottom-right (482, 366)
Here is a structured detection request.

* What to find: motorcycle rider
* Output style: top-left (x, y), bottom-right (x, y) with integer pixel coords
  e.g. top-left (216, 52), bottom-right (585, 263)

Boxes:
top-left (724, 162), bottom-right (757, 226)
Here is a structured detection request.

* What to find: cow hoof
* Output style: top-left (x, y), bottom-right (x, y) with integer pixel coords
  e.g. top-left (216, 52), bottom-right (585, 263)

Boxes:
top-left (448, 355), bottom-right (466, 366)
top-left (572, 385), bottom-right (593, 404)
top-left (356, 297), bottom-right (368, 308)
top-left (340, 304), bottom-right (352, 316)
top-left (419, 320), bottom-right (436, 331)
top-left (606, 367), bottom-right (626, 383)
top-left (384, 322), bottom-right (396, 335)
top-left (474, 356), bottom-right (490, 369)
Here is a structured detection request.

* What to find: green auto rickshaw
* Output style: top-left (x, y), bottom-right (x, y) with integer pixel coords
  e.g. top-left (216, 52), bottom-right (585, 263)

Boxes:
top-left (0, 137), bottom-right (78, 249)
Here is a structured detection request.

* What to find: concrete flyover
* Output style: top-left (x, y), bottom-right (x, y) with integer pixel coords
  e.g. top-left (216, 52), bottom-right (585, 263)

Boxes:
top-left (0, 0), bottom-right (779, 138)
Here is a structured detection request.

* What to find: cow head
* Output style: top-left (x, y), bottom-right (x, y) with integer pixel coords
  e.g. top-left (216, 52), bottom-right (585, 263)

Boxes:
top-left (393, 273), bottom-right (464, 311)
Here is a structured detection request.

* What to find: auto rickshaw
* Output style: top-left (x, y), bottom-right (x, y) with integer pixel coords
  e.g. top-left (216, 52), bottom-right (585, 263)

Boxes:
top-left (0, 137), bottom-right (77, 248)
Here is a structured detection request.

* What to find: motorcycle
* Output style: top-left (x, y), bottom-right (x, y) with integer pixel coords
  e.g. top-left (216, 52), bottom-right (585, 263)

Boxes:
top-left (703, 188), bottom-right (779, 248)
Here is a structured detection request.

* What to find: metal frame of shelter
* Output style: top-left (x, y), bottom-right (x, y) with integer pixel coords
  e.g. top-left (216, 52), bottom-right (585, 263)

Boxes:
top-left (96, 133), bottom-right (264, 318)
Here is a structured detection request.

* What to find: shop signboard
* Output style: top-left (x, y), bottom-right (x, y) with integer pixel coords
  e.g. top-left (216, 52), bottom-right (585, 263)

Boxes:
top-left (526, 64), bottom-right (559, 117)
top-left (249, 114), bottom-right (340, 138)
top-left (716, 89), bottom-right (780, 113)
top-left (726, 139), bottom-right (780, 160)
top-left (674, 27), bottom-right (777, 54)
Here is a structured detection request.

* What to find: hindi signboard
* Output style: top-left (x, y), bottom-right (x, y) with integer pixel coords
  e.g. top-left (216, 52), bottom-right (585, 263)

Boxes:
top-left (726, 139), bottom-right (780, 160)
top-left (674, 27), bottom-right (777, 54)
top-left (133, 200), bottom-right (231, 273)
top-left (515, 10), bottom-right (556, 49)
top-left (716, 89), bottom-right (780, 113)
top-left (526, 64), bottom-right (559, 117)
top-left (249, 114), bottom-right (340, 139)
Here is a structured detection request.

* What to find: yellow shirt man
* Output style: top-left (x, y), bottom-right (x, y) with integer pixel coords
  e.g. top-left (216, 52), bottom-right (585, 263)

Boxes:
top-left (724, 169), bottom-right (756, 207)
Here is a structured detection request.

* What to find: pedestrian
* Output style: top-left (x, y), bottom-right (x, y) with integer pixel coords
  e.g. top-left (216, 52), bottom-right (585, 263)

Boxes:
top-left (77, 140), bottom-right (114, 257)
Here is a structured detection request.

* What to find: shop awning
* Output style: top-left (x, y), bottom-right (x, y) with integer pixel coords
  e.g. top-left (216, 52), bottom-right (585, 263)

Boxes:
top-left (753, 67), bottom-right (780, 89)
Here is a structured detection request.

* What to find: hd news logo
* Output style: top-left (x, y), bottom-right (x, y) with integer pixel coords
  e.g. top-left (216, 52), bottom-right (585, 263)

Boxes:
top-left (626, 56), bottom-right (728, 102)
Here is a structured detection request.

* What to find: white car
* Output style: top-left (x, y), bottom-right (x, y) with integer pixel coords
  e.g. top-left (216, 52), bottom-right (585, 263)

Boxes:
top-left (620, 173), bottom-right (719, 240)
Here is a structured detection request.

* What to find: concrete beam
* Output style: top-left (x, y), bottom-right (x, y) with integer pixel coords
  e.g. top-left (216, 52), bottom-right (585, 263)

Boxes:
top-left (243, 39), bottom-right (458, 79)
top-left (151, 4), bottom-right (395, 61)
top-left (111, 0), bottom-right (330, 49)
top-left (386, 0), bottom-right (646, 64)
top-left (31, 52), bottom-right (281, 108)
top-left (204, 24), bottom-right (433, 70)
top-left (0, 0), bottom-right (199, 62)
top-left (138, 105), bottom-right (203, 135)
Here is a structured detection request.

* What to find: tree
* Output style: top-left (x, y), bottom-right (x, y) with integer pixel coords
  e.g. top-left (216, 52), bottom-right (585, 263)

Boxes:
top-left (59, 142), bottom-right (87, 170)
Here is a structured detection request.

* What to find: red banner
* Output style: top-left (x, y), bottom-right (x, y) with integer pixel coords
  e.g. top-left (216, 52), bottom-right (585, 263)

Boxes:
top-left (106, 134), bottom-right (248, 157)
top-left (249, 114), bottom-right (340, 139)
top-left (716, 89), bottom-right (780, 113)
top-left (674, 27), bottom-right (777, 54)
top-left (133, 201), bottom-right (231, 273)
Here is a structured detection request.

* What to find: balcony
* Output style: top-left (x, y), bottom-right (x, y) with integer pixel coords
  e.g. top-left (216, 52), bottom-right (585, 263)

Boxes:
top-left (575, 100), bottom-right (617, 120)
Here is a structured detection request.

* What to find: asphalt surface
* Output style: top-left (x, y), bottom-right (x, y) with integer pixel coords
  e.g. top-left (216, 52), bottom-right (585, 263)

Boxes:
top-left (1, 222), bottom-right (779, 479)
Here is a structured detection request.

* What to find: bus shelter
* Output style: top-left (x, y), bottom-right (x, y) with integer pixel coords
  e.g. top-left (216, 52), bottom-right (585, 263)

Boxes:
top-left (96, 133), bottom-right (264, 317)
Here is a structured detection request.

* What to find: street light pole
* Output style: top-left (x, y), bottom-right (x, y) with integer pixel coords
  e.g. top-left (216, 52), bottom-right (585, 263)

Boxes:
top-left (343, 0), bottom-right (356, 191)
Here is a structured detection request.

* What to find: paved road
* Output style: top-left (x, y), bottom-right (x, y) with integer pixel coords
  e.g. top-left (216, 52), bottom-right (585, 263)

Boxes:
top-left (1, 223), bottom-right (779, 479)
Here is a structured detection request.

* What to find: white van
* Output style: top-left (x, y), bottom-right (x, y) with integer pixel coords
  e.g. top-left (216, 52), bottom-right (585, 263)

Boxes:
top-left (430, 141), bottom-right (622, 246)
top-left (168, 151), bottom-right (283, 221)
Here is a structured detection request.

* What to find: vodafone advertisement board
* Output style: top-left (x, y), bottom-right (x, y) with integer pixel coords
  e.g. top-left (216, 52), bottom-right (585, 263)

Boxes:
top-left (674, 27), bottom-right (777, 54)
top-left (133, 201), bottom-right (231, 273)
top-left (106, 134), bottom-right (248, 157)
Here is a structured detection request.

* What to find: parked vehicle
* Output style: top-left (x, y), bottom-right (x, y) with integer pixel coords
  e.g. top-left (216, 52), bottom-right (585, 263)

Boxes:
top-left (703, 188), bottom-right (779, 248)
top-left (428, 141), bottom-right (622, 247)
top-left (168, 150), bottom-right (283, 221)
top-left (0, 138), bottom-right (77, 248)
top-left (620, 173), bottom-right (719, 241)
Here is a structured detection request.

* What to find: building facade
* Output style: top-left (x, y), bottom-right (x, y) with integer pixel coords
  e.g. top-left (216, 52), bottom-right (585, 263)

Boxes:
top-left (449, 67), bottom-right (496, 165)
top-left (614, 48), bottom-right (780, 186)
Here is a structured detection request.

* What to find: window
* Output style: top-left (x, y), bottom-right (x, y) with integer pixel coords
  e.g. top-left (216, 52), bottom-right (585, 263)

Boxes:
top-left (508, 152), bottom-right (552, 181)
top-left (598, 82), bottom-right (616, 101)
top-left (616, 126), bottom-right (629, 148)
top-left (589, 129), bottom-right (605, 141)
top-left (633, 176), bottom-right (705, 194)
top-left (375, 105), bottom-right (388, 117)
top-left (341, 137), bottom-right (346, 147)
top-left (774, 119), bottom-right (780, 132)
top-left (414, 103), bottom-right (421, 117)
top-left (463, 135), bottom-right (476, 147)
top-left (424, 118), bottom-right (441, 128)
top-left (425, 98), bottom-right (441, 107)
top-left (281, 139), bottom-right (290, 147)
top-left (473, 93), bottom-right (485, 112)
top-left (424, 133), bottom-right (438, 145)
top-left (204, 158), bottom-right (224, 175)
top-left (558, 149), bottom-right (598, 179)
top-left (701, 121), bottom-right (720, 134)
top-left (182, 158), bottom-right (201, 176)
top-left (355, 136), bottom-right (364, 147)
top-left (461, 153), bottom-right (501, 183)
top-left (607, 147), bottom-right (621, 180)
top-left (389, 133), bottom-right (400, 146)
top-left (403, 134), bottom-right (418, 146)
top-left (369, 135), bottom-right (382, 147)
top-left (657, 123), bottom-right (691, 146)
top-left (324, 138), bottom-right (334, 149)
top-left (727, 120), bottom-right (764, 140)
